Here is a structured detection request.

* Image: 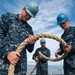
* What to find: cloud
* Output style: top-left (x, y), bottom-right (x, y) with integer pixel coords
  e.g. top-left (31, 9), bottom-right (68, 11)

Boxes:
top-left (28, 0), bottom-right (73, 34)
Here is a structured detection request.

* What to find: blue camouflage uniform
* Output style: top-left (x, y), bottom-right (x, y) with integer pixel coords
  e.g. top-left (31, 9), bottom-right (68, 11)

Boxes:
top-left (0, 13), bottom-right (34, 75)
top-left (32, 47), bottom-right (50, 75)
top-left (59, 26), bottom-right (75, 75)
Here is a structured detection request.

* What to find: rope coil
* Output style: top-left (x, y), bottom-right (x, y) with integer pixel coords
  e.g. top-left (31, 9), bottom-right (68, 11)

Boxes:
top-left (8, 33), bottom-right (68, 75)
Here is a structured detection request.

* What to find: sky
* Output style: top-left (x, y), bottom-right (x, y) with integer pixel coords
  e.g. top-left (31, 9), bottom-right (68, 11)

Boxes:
top-left (0, 0), bottom-right (75, 66)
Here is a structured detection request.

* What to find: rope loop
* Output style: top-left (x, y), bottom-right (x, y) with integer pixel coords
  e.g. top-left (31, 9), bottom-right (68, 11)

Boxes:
top-left (8, 33), bottom-right (68, 75)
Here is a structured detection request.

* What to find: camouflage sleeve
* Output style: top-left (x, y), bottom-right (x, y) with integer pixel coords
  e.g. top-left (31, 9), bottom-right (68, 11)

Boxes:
top-left (25, 43), bottom-right (34, 53)
top-left (58, 34), bottom-right (64, 55)
top-left (71, 46), bottom-right (75, 52)
top-left (1, 37), bottom-right (13, 58)
top-left (25, 27), bottom-right (34, 53)
top-left (40, 49), bottom-right (50, 62)
top-left (0, 25), bottom-right (5, 48)
top-left (71, 27), bottom-right (75, 52)
top-left (0, 13), bottom-right (12, 58)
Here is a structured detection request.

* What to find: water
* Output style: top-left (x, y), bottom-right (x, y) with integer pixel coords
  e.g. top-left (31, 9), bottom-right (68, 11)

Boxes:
top-left (27, 65), bottom-right (64, 75)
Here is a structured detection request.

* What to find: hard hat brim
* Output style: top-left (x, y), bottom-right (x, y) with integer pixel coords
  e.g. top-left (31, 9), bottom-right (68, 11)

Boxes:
top-left (25, 7), bottom-right (35, 18)
top-left (58, 19), bottom-right (67, 25)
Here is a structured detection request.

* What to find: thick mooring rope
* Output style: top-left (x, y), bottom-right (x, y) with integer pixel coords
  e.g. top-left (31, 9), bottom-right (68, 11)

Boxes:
top-left (8, 33), bottom-right (67, 75)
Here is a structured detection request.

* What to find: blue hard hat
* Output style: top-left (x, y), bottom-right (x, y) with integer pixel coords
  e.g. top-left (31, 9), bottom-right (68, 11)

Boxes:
top-left (57, 13), bottom-right (68, 25)
top-left (25, 2), bottom-right (39, 18)
top-left (40, 39), bottom-right (46, 43)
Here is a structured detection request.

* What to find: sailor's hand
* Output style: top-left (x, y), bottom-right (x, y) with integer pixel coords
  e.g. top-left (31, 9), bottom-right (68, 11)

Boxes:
top-left (64, 45), bottom-right (72, 53)
top-left (27, 34), bottom-right (39, 44)
top-left (7, 51), bottom-right (20, 65)
top-left (38, 55), bottom-right (42, 59)
top-left (55, 50), bottom-right (60, 58)
top-left (34, 57), bottom-right (39, 63)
